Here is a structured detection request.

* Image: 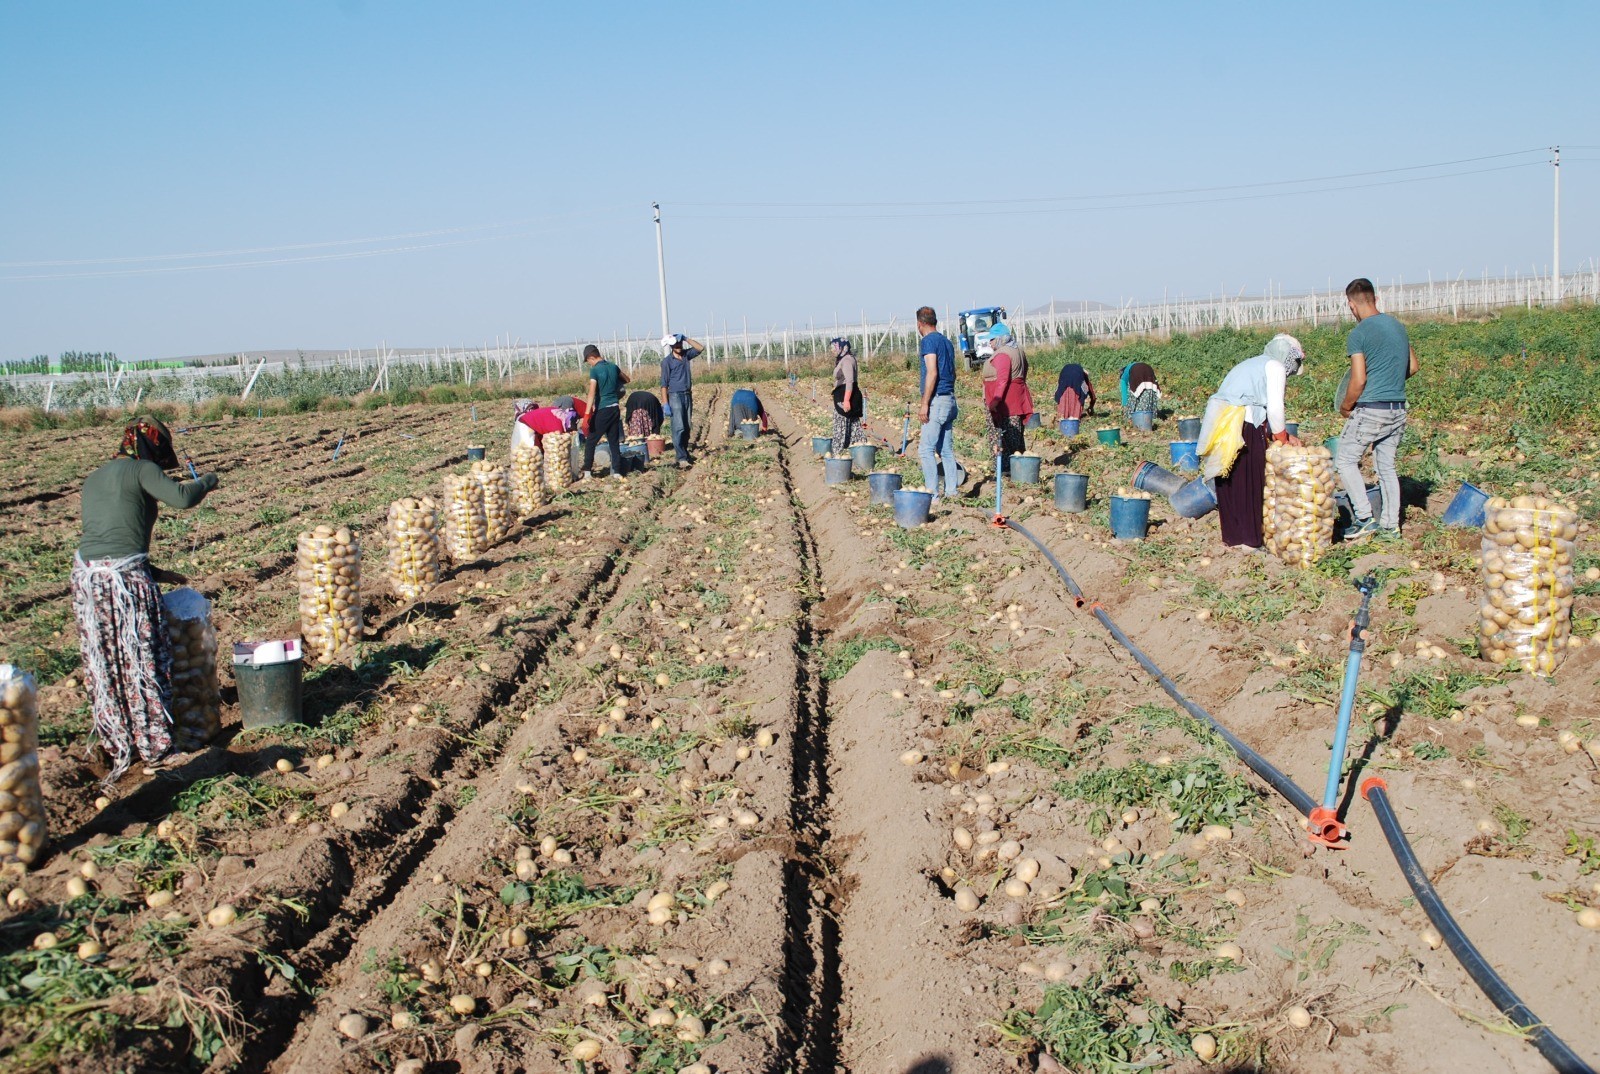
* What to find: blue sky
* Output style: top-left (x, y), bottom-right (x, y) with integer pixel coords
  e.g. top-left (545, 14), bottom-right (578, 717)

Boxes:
top-left (2, 1), bottom-right (1596, 360)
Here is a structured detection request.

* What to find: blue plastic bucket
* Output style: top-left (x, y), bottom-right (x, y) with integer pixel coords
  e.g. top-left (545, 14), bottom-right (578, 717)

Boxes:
top-left (811, 435), bottom-right (832, 455)
top-left (1110, 495), bottom-right (1152, 539)
top-left (1130, 411), bottom-right (1155, 432)
top-left (1324, 436), bottom-right (1340, 456)
top-left (893, 489), bottom-right (933, 528)
top-left (867, 471), bottom-right (902, 505)
top-left (1284, 421), bottom-right (1299, 438)
top-left (1171, 478), bottom-right (1219, 519)
top-left (1169, 441), bottom-right (1200, 471)
top-left (466, 445), bottom-right (486, 461)
top-left (1132, 461), bottom-right (1186, 499)
top-left (1058, 418), bottom-right (1081, 436)
top-left (1177, 417), bottom-right (1202, 440)
top-left (1096, 428), bottom-right (1122, 448)
top-left (1010, 455), bottom-right (1042, 484)
top-left (1442, 481), bottom-right (1490, 528)
top-left (1335, 486), bottom-right (1383, 525)
top-left (1054, 472), bottom-right (1088, 512)
top-left (738, 421), bottom-right (759, 441)
top-left (1024, 413), bottom-right (1041, 430)
top-left (850, 444), bottom-right (878, 472)
top-left (824, 456), bottom-right (853, 485)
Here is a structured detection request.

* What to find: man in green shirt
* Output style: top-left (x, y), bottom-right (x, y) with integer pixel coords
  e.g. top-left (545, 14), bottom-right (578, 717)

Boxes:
top-left (581, 344), bottom-right (630, 480)
top-left (1335, 277), bottom-right (1419, 541)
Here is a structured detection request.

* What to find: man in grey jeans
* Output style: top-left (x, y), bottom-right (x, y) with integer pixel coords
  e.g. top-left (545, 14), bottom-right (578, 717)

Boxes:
top-left (659, 333), bottom-right (704, 469)
top-left (1335, 278), bottom-right (1419, 541)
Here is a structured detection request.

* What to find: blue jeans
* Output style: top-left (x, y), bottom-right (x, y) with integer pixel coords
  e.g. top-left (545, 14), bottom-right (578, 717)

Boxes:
top-left (1336, 406), bottom-right (1407, 529)
top-left (919, 395), bottom-right (959, 496)
top-left (668, 390), bottom-right (693, 462)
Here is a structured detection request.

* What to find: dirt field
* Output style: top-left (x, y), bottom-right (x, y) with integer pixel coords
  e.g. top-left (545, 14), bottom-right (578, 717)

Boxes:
top-left (1, 364), bottom-right (1597, 1074)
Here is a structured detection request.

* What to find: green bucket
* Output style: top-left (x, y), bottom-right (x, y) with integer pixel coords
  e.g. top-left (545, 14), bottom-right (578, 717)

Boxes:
top-left (234, 641), bottom-right (304, 729)
top-left (1096, 428), bottom-right (1123, 448)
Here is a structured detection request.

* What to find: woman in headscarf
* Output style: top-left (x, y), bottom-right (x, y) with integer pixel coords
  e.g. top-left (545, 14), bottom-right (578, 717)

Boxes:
top-left (830, 337), bottom-right (866, 454)
top-left (1124, 362), bottom-right (1161, 421)
top-left (1054, 361), bottom-right (1095, 420)
top-left (72, 417), bottom-right (218, 782)
top-left (509, 398), bottom-right (539, 453)
top-left (981, 323), bottom-right (1034, 470)
top-left (1197, 334), bottom-right (1306, 548)
top-left (514, 398), bottom-right (577, 449)
top-left (625, 389), bottom-right (664, 439)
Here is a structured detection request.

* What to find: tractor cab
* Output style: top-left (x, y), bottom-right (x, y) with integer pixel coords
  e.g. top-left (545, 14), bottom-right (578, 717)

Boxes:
top-left (958, 307), bottom-right (1007, 370)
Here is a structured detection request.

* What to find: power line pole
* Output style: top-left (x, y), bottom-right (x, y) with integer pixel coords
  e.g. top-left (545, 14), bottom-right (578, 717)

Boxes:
top-left (1552, 146), bottom-right (1562, 305)
top-left (653, 202), bottom-right (671, 337)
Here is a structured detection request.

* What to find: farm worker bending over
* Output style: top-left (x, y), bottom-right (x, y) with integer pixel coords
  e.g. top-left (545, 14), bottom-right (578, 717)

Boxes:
top-left (514, 399), bottom-right (578, 449)
top-left (72, 417), bottom-right (219, 782)
top-left (916, 305), bottom-right (961, 503)
top-left (727, 387), bottom-right (771, 435)
top-left (660, 333), bottom-right (704, 469)
top-left (581, 345), bottom-right (630, 480)
top-left (1336, 277), bottom-right (1417, 542)
top-left (1197, 334), bottom-right (1306, 549)
top-left (1124, 362), bottom-right (1161, 420)
top-left (981, 323), bottom-right (1035, 473)
top-left (830, 337), bottom-right (866, 454)
top-left (1054, 362), bottom-right (1095, 420)
top-left (625, 390), bottom-right (664, 439)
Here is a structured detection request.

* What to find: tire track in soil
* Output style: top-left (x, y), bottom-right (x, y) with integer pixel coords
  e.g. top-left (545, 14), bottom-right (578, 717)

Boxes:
top-left (248, 394), bottom-right (723, 1073)
top-left (771, 424), bottom-right (846, 1074)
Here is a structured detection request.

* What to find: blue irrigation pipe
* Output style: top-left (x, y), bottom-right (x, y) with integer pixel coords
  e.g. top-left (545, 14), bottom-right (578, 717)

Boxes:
top-left (1001, 516), bottom-right (1595, 1074)
top-left (331, 433), bottom-right (346, 461)
top-left (1363, 779), bottom-right (1595, 1074)
top-left (1309, 573), bottom-right (1380, 848)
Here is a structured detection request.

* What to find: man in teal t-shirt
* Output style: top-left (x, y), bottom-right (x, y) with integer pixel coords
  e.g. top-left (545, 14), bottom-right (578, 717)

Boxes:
top-left (916, 305), bottom-right (961, 500)
top-left (581, 344), bottom-right (630, 479)
top-left (1335, 277), bottom-right (1419, 540)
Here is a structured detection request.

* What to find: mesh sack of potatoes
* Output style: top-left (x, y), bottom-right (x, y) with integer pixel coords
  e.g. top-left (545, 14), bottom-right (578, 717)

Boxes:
top-left (543, 431), bottom-right (574, 493)
top-left (1263, 443), bottom-right (1336, 567)
top-left (443, 474), bottom-right (488, 563)
top-left (0, 665), bottom-right (46, 868)
top-left (296, 525), bottom-right (363, 665)
top-left (469, 460), bottom-right (514, 544)
top-left (510, 444), bottom-right (547, 516)
top-left (1479, 495), bottom-right (1579, 675)
top-left (161, 587), bottom-right (221, 750)
top-left (386, 496), bottom-right (441, 602)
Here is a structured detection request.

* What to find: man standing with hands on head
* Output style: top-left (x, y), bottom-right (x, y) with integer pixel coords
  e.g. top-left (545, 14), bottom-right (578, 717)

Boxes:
top-left (1335, 278), bottom-right (1418, 542)
top-left (916, 306), bottom-right (960, 503)
top-left (581, 344), bottom-right (629, 481)
top-left (660, 332), bottom-right (704, 470)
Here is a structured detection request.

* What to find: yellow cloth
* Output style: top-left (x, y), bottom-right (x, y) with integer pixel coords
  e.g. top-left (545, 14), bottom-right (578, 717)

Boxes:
top-left (1200, 404), bottom-right (1247, 481)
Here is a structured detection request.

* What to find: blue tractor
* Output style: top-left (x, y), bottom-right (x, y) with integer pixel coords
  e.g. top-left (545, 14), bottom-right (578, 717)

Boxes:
top-left (957, 306), bottom-right (1007, 371)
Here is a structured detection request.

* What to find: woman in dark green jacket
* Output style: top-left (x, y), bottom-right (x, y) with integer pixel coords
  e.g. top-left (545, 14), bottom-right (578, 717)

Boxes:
top-left (71, 417), bottom-right (217, 782)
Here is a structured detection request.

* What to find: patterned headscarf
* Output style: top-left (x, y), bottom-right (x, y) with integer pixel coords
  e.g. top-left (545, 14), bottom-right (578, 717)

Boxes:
top-left (1264, 333), bottom-right (1306, 376)
top-left (512, 398), bottom-right (536, 418)
top-left (829, 337), bottom-right (852, 361)
top-left (118, 416), bottom-right (179, 470)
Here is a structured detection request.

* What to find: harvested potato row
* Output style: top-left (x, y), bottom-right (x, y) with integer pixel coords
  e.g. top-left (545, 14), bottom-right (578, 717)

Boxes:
top-left (296, 526), bottom-right (363, 665)
top-left (162, 590), bottom-right (221, 750)
top-left (387, 496), bottom-right (441, 602)
top-left (470, 461), bottom-right (514, 544)
top-left (1263, 443), bottom-right (1336, 567)
top-left (510, 444), bottom-right (547, 516)
top-left (0, 665), bottom-right (45, 868)
top-left (443, 474), bottom-right (488, 563)
top-left (1479, 495), bottom-right (1579, 675)
top-left (544, 431), bottom-right (575, 493)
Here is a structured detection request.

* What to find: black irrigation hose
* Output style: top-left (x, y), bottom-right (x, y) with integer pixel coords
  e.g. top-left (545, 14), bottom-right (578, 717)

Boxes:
top-left (1363, 780), bottom-right (1596, 1074)
top-left (1002, 516), bottom-right (1596, 1074)
top-left (1003, 517), bottom-right (1317, 816)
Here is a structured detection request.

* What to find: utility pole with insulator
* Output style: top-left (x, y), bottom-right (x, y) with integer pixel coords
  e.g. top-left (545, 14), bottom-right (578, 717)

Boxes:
top-left (653, 202), bottom-right (671, 339)
top-left (1552, 146), bottom-right (1562, 305)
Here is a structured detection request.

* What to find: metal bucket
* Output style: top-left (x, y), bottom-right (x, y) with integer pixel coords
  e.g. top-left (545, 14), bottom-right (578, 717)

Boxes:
top-left (824, 456), bottom-right (853, 485)
top-left (738, 421), bottom-right (759, 441)
top-left (1130, 411), bottom-right (1155, 432)
top-left (811, 435), bottom-right (832, 455)
top-left (867, 471), bottom-right (902, 505)
top-left (893, 489), bottom-right (933, 528)
top-left (1176, 417), bottom-right (1202, 440)
top-left (1109, 495), bottom-right (1151, 540)
top-left (1009, 455), bottom-right (1042, 484)
top-left (234, 641), bottom-right (304, 729)
top-left (850, 444), bottom-right (879, 472)
top-left (1054, 472), bottom-right (1088, 512)
top-left (1024, 413), bottom-right (1041, 430)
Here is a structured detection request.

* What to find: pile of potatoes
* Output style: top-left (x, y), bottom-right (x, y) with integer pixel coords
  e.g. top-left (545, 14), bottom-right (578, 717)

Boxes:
top-left (296, 526), bottom-right (363, 664)
top-left (510, 444), bottom-right (547, 516)
top-left (1263, 443), bottom-right (1336, 567)
top-left (386, 496), bottom-right (441, 602)
top-left (469, 460), bottom-right (514, 544)
top-left (162, 592), bottom-right (221, 750)
top-left (1112, 486), bottom-right (1151, 500)
top-left (544, 431), bottom-right (575, 493)
top-left (1480, 495), bottom-right (1579, 675)
top-left (0, 666), bottom-right (45, 868)
top-left (443, 474), bottom-right (488, 563)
